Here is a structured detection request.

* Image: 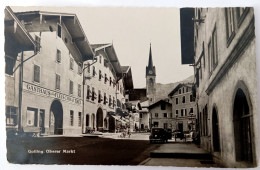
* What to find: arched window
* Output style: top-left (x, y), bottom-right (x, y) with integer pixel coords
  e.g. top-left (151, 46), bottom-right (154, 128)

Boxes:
top-left (233, 88), bottom-right (253, 163)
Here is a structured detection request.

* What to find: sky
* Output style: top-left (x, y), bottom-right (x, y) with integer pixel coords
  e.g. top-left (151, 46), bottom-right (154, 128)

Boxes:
top-left (11, 6), bottom-right (194, 88)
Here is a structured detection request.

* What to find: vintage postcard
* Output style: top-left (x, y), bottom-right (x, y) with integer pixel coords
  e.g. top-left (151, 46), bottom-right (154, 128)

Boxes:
top-left (4, 5), bottom-right (258, 168)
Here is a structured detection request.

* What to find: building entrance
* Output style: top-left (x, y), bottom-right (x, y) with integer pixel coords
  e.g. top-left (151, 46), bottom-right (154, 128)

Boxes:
top-left (96, 108), bottom-right (103, 131)
top-left (50, 100), bottom-right (63, 135)
top-left (233, 88), bottom-right (254, 164)
top-left (212, 107), bottom-right (220, 152)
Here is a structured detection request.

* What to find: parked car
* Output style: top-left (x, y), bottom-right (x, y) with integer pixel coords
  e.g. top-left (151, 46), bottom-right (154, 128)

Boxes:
top-left (149, 128), bottom-right (171, 143)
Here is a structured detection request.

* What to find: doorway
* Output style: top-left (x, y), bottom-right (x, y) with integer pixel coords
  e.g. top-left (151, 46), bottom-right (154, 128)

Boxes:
top-left (50, 100), bottom-right (63, 135)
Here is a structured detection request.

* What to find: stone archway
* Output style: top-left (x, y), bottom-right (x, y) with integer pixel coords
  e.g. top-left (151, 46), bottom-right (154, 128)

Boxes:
top-left (50, 100), bottom-right (63, 135)
top-left (212, 107), bottom-right (220, 152)
top-left (96, 108), bottom-right (103, 131)
top-left (233, 88), bottom-right (253, 164)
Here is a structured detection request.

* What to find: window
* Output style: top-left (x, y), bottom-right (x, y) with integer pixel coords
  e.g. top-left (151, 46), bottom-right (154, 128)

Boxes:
top-left (186, 87), bottom-right (189, 92)
top-left (69, 80), bottom-right (73, 95)
top-left (190, 94), bottom-right (193, 102)
top-left (109, 95), bottom-right (112, 106)
top-left (176, 98), bottom-right (179, 105)
top-left (208, 27), bottom-right (218, 74)
top-left (56, 49), bottom-right (61, 63)
top-left (154, 122), bottom-right (159, 127)
top-left (92, 87), bottom-right (96, 101)
top-left (6, 106), bottom-right (17, 126)
top-left (182, 96), bottom-right (186, 103)
top-left (140, 113), bottom-right (143, 118)
top-left (190, 108), bottom-right (194, 114)
top-left (103, 93), bottom-right (107, 105)
top-left (181, 109), bottom-right (184, 117)
top-left (70, 110), bottom-right (74, 126)
top-left (26, 107), bottom-right (38, 126)
top-left (35, 35), bottom-right (41, 52)
top-left (34, 64), bottom-right (40, 83)
top-left (109, 77), bottom-right (112, 86)
top-left (78, 84), bottom-right (81, 97)
top-left (87, 86), bottom-right (91, 100)
top-left (183, 87), bottom-right (185, 93)
top-left (5, 56), bottom-right (15, 75)
top-left (161, 102), bottom-right (166, 110)
top-left (70, 58), bottom-right (74, 70)
top-left (99, 70), bottom-right (102, 81)
top-left (113, 97), bottom-right (115, 108)
top-left (104, 74), bottom-right (107, 84)
top-left (78, 112), bottom-right (81, 127)
top-left (55, 74), bottom-right (60, 90)
top-left (176, 110), bottom-right (179, 117)
top-left (98, 90), bottom-right (102, 103)
top-left (178, 89), bottom-right (181, 94)
top-left (163, 113), bottom-right (167, 118)
top-left (225, 8), bottom-right (235, 42)
top-left (93, 66), bottom-right (96, 77)
top-left (78, 63), bottom-right (82, 75)
top-left (155, 113), bottom-right (158, 118)
top-left (57, 24), bottom-right (62, 38)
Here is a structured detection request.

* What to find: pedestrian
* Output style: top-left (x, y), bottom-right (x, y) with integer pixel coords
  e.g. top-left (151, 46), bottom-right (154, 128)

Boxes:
top-left (127, 129), bottom-right (131, 138)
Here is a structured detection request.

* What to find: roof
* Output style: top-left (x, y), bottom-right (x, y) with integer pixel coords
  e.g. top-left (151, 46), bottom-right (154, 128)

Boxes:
top-left (15, 10), bottom-right (94, 62)
top-left (121, 66), bottom-right (134, 90)
top-left (5, 6), bottom-right (36, 54)
top-left (168, 83), bottom-right (193, 97)
top-left (148, 99), bottom-right (172, 110)
top-left (91, 43), bottom-right (123, 77)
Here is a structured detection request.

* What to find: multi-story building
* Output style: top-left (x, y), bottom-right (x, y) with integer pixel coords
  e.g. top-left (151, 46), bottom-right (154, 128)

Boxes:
top-left (83, 44), bottom-right (132, 133)
top-left (5, 7), bottom-right (36, 136)
top-left (11, 10), bottom-right (94, 136)
top-left (180, 8), bottom-right (257, 167)
top-left (148, 100), bottom-right (172, 129)
top-left (168, 83), bottom-right (196, 132)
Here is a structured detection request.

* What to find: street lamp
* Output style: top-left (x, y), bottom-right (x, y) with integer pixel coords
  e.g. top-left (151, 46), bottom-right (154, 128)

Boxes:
top-left (81, 56), bottom-right (97, 134)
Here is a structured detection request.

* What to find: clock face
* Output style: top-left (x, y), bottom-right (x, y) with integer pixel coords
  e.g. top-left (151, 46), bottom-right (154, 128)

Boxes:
top-left (149, 70), bottom-right (153, 74)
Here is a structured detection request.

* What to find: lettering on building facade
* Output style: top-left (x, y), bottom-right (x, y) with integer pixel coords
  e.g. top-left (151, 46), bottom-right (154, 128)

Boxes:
top-left (23, 81), bottom-right (82, 105)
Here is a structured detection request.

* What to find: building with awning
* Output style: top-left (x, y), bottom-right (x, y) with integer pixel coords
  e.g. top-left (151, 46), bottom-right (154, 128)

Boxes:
top-left (83, 43), bottom-right (133, 133)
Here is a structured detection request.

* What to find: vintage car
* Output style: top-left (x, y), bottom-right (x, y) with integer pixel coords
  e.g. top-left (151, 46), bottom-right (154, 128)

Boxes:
top-left (149, 128), bottom-right (172, 143)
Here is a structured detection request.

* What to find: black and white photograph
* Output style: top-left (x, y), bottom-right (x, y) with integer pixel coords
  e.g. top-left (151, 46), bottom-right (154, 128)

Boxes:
top-left (2, 1), bottom-right (259, 169)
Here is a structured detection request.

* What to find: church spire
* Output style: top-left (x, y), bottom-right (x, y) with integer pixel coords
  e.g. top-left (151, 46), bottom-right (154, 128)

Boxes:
top-left (148, 43), bottom-right (153, 68)
top-left (146, 43), bottom-right (156, 77)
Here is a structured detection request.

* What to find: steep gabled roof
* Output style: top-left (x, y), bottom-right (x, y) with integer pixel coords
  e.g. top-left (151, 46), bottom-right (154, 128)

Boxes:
top-left (168, 83), bottom-right (193, 97)
top-left (148, 99), bottom-right (172, 110)
top-left (15, 10), bottom-right (94, 62)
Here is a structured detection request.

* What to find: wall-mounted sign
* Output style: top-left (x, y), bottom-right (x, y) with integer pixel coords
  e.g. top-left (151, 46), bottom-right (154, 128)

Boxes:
top-left (23, 81), bottom-right (82, 105)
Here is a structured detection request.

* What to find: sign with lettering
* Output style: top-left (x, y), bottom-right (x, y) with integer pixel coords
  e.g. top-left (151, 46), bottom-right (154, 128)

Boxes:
top-left (23, 81), bottom-right (82, 105)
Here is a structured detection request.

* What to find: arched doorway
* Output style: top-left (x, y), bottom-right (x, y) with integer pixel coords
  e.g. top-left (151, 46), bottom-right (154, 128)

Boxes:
top-left (96, 108), bottom-right (103, 131)
top-left (50, 100), bottom-right (63, 135)
top-left (233, 88), bottom-right (253, 164)
top-left (212, 107), bottom-right (220, 152)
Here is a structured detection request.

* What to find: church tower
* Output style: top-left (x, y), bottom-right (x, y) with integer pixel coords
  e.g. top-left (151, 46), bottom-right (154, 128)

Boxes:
top-left (146, 43), bottom-right (156, 104)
